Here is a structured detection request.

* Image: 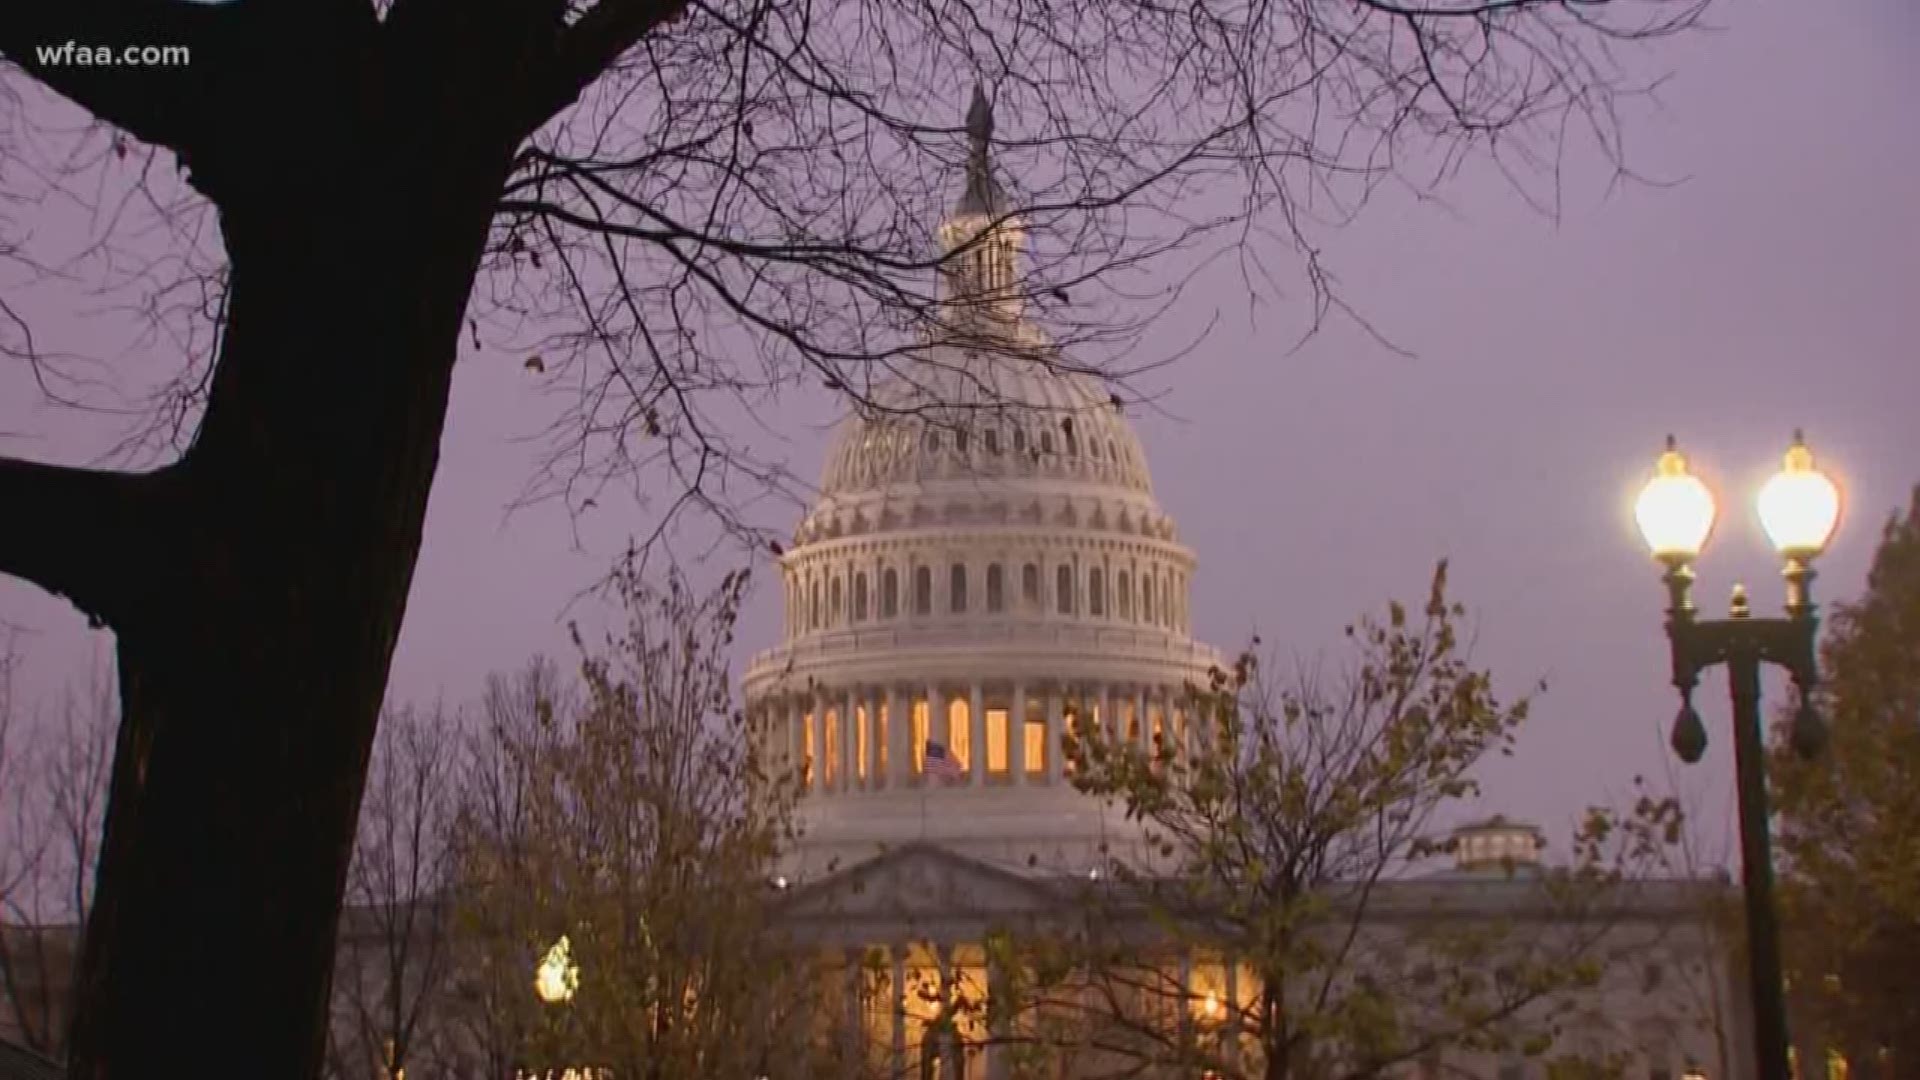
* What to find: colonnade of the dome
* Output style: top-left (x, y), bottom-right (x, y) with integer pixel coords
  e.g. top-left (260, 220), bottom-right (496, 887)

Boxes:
top-left (780, 535), bottom-right (1193, 640)
top-left (753, 676), bottom-right (1205, 799)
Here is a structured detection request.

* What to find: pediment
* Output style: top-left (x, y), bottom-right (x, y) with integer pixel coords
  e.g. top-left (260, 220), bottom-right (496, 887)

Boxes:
top-left (776, 843), bottom-right (1058, 924)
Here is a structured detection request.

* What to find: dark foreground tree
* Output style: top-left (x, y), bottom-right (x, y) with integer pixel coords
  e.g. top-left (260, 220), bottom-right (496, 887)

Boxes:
top-left (1773, 487), bottom-right (1920, 1075)
top-left (0, 0), bottom-right (1698, 1074)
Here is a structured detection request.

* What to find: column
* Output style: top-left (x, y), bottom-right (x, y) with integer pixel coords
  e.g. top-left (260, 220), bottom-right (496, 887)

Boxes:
top-left (787, 691), bottom-right (802, 776)
top-left (1099, 683), bottom-right (1114, 748)
top-left (808, 694), bottom-right (824, 795)
top-left (1044, 685), bottom-right (1064, 785)
top-left (1011, 680), bottom-right (1028, 783)
top-left (969, 682), bottom-right (987, 787)
top-left (843, 686), bottom-right (858, 793)
top-left (886, 686), bottom-right (907, 789)
top-left (1224, 958), bottom-right (1241, 1070)
top-left (891, 945), bottom-right (908, 1079)
top-left (845, 946), bottom-right (865, 1067)
top-left (1177, 948), bottom-right (1195, 1049)
top-left (1133, 685), bottom-right (1149, 754)
top-left (986, 950), bottom-right (1011, 1080)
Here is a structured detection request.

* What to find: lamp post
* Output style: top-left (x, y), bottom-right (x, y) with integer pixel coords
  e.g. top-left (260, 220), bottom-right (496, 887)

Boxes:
top-left (1633, 431), bottom-right (1843, 1080)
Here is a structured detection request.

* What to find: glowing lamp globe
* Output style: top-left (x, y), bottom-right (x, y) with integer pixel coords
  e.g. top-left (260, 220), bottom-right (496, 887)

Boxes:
top-left (535, 935), bottom-right (580, 1004)
top-left (1756, 431), bottom-right (1841, 559)
top-left (1635, 437), bottom-right (1717, 562)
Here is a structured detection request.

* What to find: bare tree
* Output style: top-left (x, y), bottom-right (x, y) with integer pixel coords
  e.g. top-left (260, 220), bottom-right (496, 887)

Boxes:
top-left (326, 703), bottom-right (463, 1080)
top-left (0, 1), bottom-right (1701, 1073)
top-left (1009, 564), bottom-right (1697, 1080)
top-left (441, 658), bottom-right (573, 1080)
top-left (0, 643), bottom-right (113, 1059)
top-left (449, 565), bottom-right (824, 1080)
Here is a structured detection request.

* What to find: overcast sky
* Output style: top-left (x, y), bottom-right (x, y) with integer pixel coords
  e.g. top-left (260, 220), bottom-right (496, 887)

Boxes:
top-left (3, 0), bottom-right (1916, 855)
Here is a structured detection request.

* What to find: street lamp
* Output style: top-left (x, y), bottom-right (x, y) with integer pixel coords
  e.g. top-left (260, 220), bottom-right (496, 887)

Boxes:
top-left (1633, 431), bottom-right (1842, 1080)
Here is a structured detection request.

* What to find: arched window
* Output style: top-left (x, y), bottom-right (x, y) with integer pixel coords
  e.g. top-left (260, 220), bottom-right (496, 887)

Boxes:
top-left (986, 564), bottom-right (1005, 613)
top-left (829, 577), bottom-right (843, 624)
top-left (1143, 575), bottom-right (1155, 624)
top-left (956, 429), bottom-right (970, 455)
top-left (1039, 430), bottom-right (1055, 455)
top-left (1056, 564), bottom-right (1074, 615)
top-left (1013, 427), bottom-right (1028, 454)
top-left (985, 429), bottom-right (1001, 455)
top-left (1088, 568), bottom-right (1105, 616)
top-left (1089, 439), bottom-right (1102, 461)
top-left (853, 572), bottom-right (869, 622)
top-left (1107, 439), bottom-right (1117, 462)
top-left (809, 579), bottom-right (821, 629)
top-left (914, 566), bottom-right (933, 616)
top-left (923, 428), bottom-right (940, 452)
top-left (1021, 563), bottom-right (1040, 608)
top-left (1064, 428), bottom-right (1077, 456)
top-left (950, 564), bottom-right (968, 613)
top-left (1117, 571), bottom-right (1132, 619)
top-left (882, 568), bottom-right (899, 618)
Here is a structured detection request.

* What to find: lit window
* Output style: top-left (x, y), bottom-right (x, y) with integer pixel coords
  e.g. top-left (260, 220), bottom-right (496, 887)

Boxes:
top-left (912, 699), bottom-right (931, 776)
top-left (1024, 717), bottom-right (1045, 776)
top-left (987, 708), bottom-right (1010, 774)
top-left (948, 698), bottom-right (971, 769)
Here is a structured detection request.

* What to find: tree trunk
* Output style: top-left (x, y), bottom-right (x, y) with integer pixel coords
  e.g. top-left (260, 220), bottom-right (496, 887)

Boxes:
top-left (55, 135), bottom-right (513, 1077)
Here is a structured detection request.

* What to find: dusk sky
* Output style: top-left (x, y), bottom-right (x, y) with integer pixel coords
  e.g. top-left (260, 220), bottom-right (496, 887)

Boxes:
top-left (3, 0), bottom-right (1915, 857)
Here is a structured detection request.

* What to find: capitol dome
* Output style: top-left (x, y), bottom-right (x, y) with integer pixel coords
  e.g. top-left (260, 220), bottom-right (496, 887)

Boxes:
top-left (744, 87), bottom-right (1223, 877)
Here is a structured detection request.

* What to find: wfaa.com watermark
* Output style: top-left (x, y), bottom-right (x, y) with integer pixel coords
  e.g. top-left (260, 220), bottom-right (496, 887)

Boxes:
top-left (36, 42), bottom-right (191, 67)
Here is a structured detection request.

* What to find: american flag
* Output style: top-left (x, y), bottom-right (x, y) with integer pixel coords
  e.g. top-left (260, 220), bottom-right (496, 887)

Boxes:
top-left (923, 740), bottom-right (964, 780)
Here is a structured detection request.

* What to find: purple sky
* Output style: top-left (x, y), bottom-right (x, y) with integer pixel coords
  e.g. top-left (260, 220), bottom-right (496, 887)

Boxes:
top-left (4, 0), bottom-right (1917, 856)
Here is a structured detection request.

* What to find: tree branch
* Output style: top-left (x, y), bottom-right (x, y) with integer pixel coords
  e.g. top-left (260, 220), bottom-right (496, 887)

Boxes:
top-left (524, 0), bottom-right (693, 133)
top-left (0, 455), bottom-right (159, 629)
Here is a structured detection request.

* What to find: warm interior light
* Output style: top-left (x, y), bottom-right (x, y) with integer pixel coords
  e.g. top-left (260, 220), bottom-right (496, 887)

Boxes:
top-left (1635, 436), bottom-right (1717, 561)
top-left (535, 935), bottom-right (581, 1004)
top-left (1757, 431), bottom-right (1841, 558)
